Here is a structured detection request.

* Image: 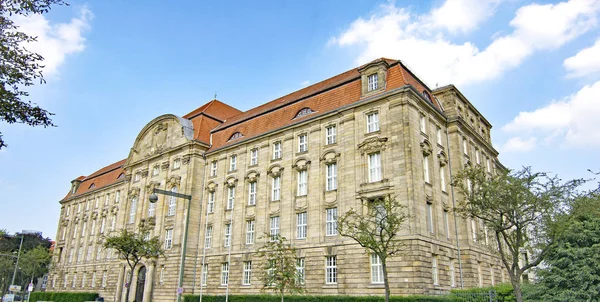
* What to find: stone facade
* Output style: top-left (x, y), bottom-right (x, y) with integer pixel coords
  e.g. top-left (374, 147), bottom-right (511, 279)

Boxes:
top-left (49, 58), bottom-right (505, 302)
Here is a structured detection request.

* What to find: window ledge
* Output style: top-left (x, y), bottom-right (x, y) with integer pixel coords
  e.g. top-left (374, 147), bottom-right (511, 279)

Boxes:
top-left (227, 169), bottom-right (238, 174)
top-left (322, 284), bottom-right (338, 289)
top-left (296, 151), bottom-right (309, 156)
top-left (368, 284), bottom-right (385, 289)
top-left (365, 130), bottom-right (381, 137)
top-left (271, 158), bottom-right (282, 163)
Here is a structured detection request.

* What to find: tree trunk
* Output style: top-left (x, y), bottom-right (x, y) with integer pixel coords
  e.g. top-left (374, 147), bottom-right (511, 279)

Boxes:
top-left (280, 289), bottom-right (284, 302)
top-left (382, 258), bottom-right (390, 302)
top-left (512, 280), bottom-right (523, 302)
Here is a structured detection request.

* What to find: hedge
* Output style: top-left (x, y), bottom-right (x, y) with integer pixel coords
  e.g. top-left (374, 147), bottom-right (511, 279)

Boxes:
top-left (183, 295), bottom-right (459, 302)
top-left (29, 292), bottom-right (99, 302)
top-left (451, 284), bottom-right (515, 302)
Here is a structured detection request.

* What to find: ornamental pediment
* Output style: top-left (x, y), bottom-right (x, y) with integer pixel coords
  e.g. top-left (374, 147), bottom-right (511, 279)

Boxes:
top-left (358, 137), bottom-right (388, 154)
top-left (127, 115), bottom-right (194, 164)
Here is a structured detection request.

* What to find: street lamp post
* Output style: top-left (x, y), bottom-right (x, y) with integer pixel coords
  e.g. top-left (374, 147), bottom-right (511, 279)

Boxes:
top-left (11, 234), bottom-right (24, 287)
top-left (148, 188), bottom-right (192, 302)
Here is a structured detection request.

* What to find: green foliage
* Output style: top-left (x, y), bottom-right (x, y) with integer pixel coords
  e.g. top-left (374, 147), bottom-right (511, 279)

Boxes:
top-left (20, 246), bottom-right (51, 281)
top-left (0, 0), bottom-right (66, 148)
top-left (451, 284), bottom-right (515, 302)
top-left (255, 234), bottom-right (304, 299)
top-left (183, 295), bottom-right (458, 302)
top-left (0, 231), bottom-right (53, 293)
top-left (29, 291), bottom-right (99, 302)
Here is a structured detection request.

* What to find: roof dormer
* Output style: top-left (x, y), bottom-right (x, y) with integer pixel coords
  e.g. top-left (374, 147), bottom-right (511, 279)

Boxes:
top-left (358, 59), bottom-right (389, 97)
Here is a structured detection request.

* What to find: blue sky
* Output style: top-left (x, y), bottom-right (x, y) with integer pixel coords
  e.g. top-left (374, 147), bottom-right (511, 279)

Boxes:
top-left (1, 0), bottom-right (598, 239)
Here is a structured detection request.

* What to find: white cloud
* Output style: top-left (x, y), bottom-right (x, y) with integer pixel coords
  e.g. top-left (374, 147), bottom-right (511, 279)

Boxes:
top-left (12, 7), bottom-right (93, 76)
top-left (330, 0), bottom-right (600, 87)
top-left (502, 137), bottom-right (537, 152)
top-left (564, 39), bottom-right (600, 78)
top-left (301, 80), bottom-right (311, 87)
top-left (503, 80), bottom-right (600, 148)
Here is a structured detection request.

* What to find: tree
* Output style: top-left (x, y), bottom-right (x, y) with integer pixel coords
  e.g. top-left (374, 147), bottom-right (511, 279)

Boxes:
top-left (256, 234), bottom-right (304, 302)
top-left (452, 166), bottom-right (583, 302)
top-left (20, 246), bottom-right (51, 283)
top-left (0, 0), bottom-right (66, 149)
top-left (102, 226), bottom-right (164, 302)
top-left (336, 195), bottom-right (410, 302)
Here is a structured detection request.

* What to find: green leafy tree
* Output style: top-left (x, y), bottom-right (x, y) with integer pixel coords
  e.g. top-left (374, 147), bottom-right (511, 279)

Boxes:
top-left (256, 234), bottom-right (304, 302)
top-left (336, 195), bottom-right (410, 302)
top-left (102, 225), bottom-right (164, 302)
top-left (20, 246), bottom-right (51, 283)
top-left (452, 166), bottom-right (583, 302)
top-left (0, 0), bottom-right (67, 149)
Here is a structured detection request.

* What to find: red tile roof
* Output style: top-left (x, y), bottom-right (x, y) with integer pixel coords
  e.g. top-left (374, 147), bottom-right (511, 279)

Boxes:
top-left (62, 159), bottom-right (126, 201)
top-left (183, 99), bottom-right (242, 144)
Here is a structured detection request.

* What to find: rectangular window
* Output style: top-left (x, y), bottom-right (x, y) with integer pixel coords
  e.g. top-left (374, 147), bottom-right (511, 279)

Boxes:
top-left (326, 256), bottom-right (337, 284)
top-left (297, 212), bottom-right (307, 239)
top-left (423, 155), bottom-right (430, 183)
top-left (78, 203), bottom-right (81, 213)
top-left (486, 158), bottom-right (491, 172)
top-left (270, 216), bottom-right (280, 241)
top-left (297, 170), bottom-right (307, 196)
top-left (367, 73), bottom-right (378, 91)
top-left (86, 246), bottom-right (92, 261)
top-left (72, 273), bottom-right (77, 288)
top-left (148, 201), bottom-right (156, 217)
top-left (368, 152), bottom-right (382, 182)
top-left (81, 272), bottom-right (86, 288)
top-left (224, 224), bottom-right (231, 247)
top-left (426, 202), bottom-right (434, 234)
top-left (96, 247), bottom-right (102, 260)
top-left (168, 194), bottom-right (177, 216)
top-left (94, 197), bottom-right (98, 209)
top-left (134, 173), bottom-right (140, 182)
top-left (491, 266), bottom-right (495, 286)
top-left (436, 127), bottom-right (442, 145)
top-left (476, 149), bottom-right (480, 164)
top-left (370, 254), bottom-right (384, 284)
top-left (211, 161), bottom-right (218, 176)
top-left (81, 221), bottom-right (87, 237)
top-left (115, 191), bottom-right (120, 203)
top-left (227, 186), bottom-right (235, 210)
top-left (173, 159), bottom-right (181, 169)
top-left (207, 192), bottom-right (215, 213)
top-left (450, 260), bottom-right (456, 287)
top-left (102, 271), bottom-right (107, 287)
top-left (243, 261), bottom-right (252, 285)
top-left (78, 247), bottom-right (83, 263)
top-left (91, 220), bottom-right (96, 235)
top-left (64, 274), bottom-right (68, 289)
top-left (229, 155), bottom-right (237, 171)
top-left (273, 142), bottom-right (282, 159)
top-left (432, 256), bottom-right (439, 285)
top-left (91, 272), bottom-right (96, 288)
top-left (221, 263), bottom-right (229, 285)
top-left (326, 208), bottom-right (338, 236)
top-left (111, 214), bottom-right (117, 231)
top-left (73, 224), bottom-right (78, 239)
top-left (326, 163), bottom-right (337, 191)
top-left (152, 165), bottom-right (160, 176)
top-left (440, 166), bottom-right (446, 192)
top-left (463, 138), bottom-right (468, 155)
top-left (326, 125), bottom-right (336, 145)
top-left (250, 148), bottom-right (258, 166)
top-left (66, 206), bottom-right (70, 216)
top-left (296, 258), bottom-right (305, 284)
top-left (201, 264), bottom-right (208, 286)
top-left (246, 220), bottom-right (255, 244)
top-left (129, 198), bottom-right (137, 224)
top-left (165, 229), bottom-right (173, 250)
top-left (420, 114), bottom-right (426, 133)
top-left (471, 219), bottom-right (478, 242)
top-left (298, 134), bottom-right (308, 152)
top-left (366, 112), bottom-right (380, 133)
top-left (443, 209), bottom-right (450, 239)
top-left (272, 176), bottom-right (281, 201)
top-left (248, 182), bottom-right (257, 205)
top-left (204, 226), bottom-right (212, 248)
top-left (478, 263), bottom-right (483, 287)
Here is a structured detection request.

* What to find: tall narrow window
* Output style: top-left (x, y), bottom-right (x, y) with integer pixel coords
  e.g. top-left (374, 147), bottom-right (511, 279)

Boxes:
top-left (134, 173), bottom-right (140, 182)
top-left (81, 272), bottom-right (86, 288)
top-left (221, 263), bottom-right (229, 285)
top-left (111, 214), bottom-right (117, 231)
top-left (73, 223), bottom-right (78, 239)
top-left (326, 125), bottom-right (337, 145)
top-left (443, 209), bottom-right (450, 239)
top-left (426, 202), bottom-right (434, 234)
top-left (248, 182), bottom-right (257, 205)
top-left (81, 221), bottom-right (87, 237)
top-left (273, 142), bottom-right (282, 159)
top-left (204, 226), bottom-right (212, 248)
top-left (471, 219), bottom-right (478, 242)
top-left (91, 272), bottom-right (96, 288)
top-left (72, 273), bottom-right (77, 288)
top-left (102, 271), bottom-right (107, 287)
top-left (491, 266), bottom-right (495, 286)
top-left (100, 218), bottom-right (106, 234)
top-left (432, 256), bottom-right (439, 285)
top-left (201, 264), bottom-right (208, 286)
top-left (326, 163), bottom-right (337, 191)
top-left (486, 158), bottom-right (491, 172)
top-left (463, 138), bottom-right (468, 155)
top-left (436, 127), bottom-right (442, 145)
top-left (420, 114), bottom-right (427, 133)
top-left (326, 256), bottom-right (337, 284)
top-left (296, 258), bottom-right (305, 284)
top-left (272, 176), bottom-right (281, 201)
top-left (366, 112), bottom-right (380, 133)
top-left (152, 165), bottom-right (160, 176)
top-left (173, 158), bottom-right (181, 169)
top-left (475, 149), bottom-right (480, 164)
top-left (207, 192), bottom-right (215, 213)
top-left (423, 155), bottom-right (430, 183)
top-left (115, 191), bottom-right (121, 203)
top-left (243, 261), bottom-right (252, 285)
top-left (326, 208), bottom-right (338, 236)
top-left (368, 152), bottom-right (382, 182)
top-left (297, 170), bottom-right (307, 196)
top-left (250, 148), bottom-right (258, 166)
top-left (78, 248), bottom-right (83, 263)
top-left (367, 73), bottom-right (378, 91)
top-left (168, 187), bottom-right (177, 216)
top-left (440, 165), bottom-right (446, 192)
top-left (450, 260), bottom-right (456, 287)
top-left (270, 216), bottom-right (280, 241)
top-left (370, 254), bottom-right (384, 284)
top-left (64, 274), bottom-right (68, 288)
top-left (298, 134), bottom-right (308, 152)
top-left (478, 263), bottom-right (483, 287)
top-left (165, 229), bottom-right (173, 250)
top-left (129, 197), bottom-right (137, 224)
top-left (86, 246), bottom-right (92, 261)
top-left (297, 212), bottom-right (307, 239)
top-left (229, 155), bottom-right (237, 171)
top-left (246, 220), bottom-right (255, 244)
top-left (148, 201), bottom-right (156, 217)
top-left (91, 219), bottom-right (96, 236)
top-left (211, 161), bottom-right (218, 176)
top-left (227, 186), bottom-right (235, 210)
top-left (224, 224), bottom-right (231, 247)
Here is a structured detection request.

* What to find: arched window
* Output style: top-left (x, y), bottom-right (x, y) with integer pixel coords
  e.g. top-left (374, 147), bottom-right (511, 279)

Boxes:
top-left (294, 107), bottom-right (314, 119)
top-left (118, 173), bottom-right (125, 180)
top-left (168, 187), bottom-right (177, 216)
top-left (228, 132), bottom-right (243, 141)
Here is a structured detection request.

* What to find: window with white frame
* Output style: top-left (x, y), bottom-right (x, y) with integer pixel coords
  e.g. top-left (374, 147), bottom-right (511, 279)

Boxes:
top-left (440, 165), bottom-right (446, 192)
top-left (436, 127), bottom-right (442, 145)
top-left (298, 134), bottom-right (308, 152)
top-left (450, 260), bottom-right (456, 287)
top-left (111, 214), bottom-right (117, 231)
top-left (96, 247), bottom-right (102, 260)
top-left (72, 273), bottom-right (77, 288)
top-left (432, 256), bottom-right (439, 285)
top-left (211, 161), bottom-right (218, 176)
top-left (129, 197), bottom-right (137, 224)
top-left (81, 221), bottom-right (87, 237)
top-left (78, 247), bottom-right (83, 263)
top-left (66, 205), bottom-right (70, 216)
top-left (229, 155), bottom-right (237, 171)
top-left (165, 229), bottom-right (173, 250)
top-left (443, 209), bottom-right (450, 239)
top-left (168, 187), bottom-right (177, 216)
top-left (423, 155), bottom-right (430, 183)
top-left (224, 224), bottom-right (231, 247)
top-left (90, 220), bottom-right (96, 235)
top-left (367, 73), bottom-right (378, 91)
top-left (101, 271), bottom-right (107, 287)
top-left (326, 208), bottom-right (338, 236)
top-left (152, 165), bottom-right (160, 176)
top-left (368, 152), bottom-right (382, 182)
top-left (471, 219), bottom-right (477, 242)
top-left (91, 272), bottom-right (96, 288)
top-left (207, 192), bottom-right (215, 214)
top-left (272, 176), bottom-right (281, 201)
top-left (297, 170), bottom-right (307, 196)
top-left (296, 258), bottom-right (305, 284)
top-left (248, 182), bottom-right (257, 205)
top-left (148, 201), bottom-right (156, 217)
top-left (270, 216), bottom-right (280, 241)
top-left (325, 256), bottom-right (337, 284)
top-left (420, 114), bottom-right (427, 133)
top-left (78, 203), bottom-right (81, 213)
top-left (273, 141), bottom-right (282, 159)
top-left (227, 186), bottom-right (235, 210)
top-left (250, 148), bottom-right (258, 166)
top-left (221, 262), bottom-right (229, 285)
top-left (81, 272), bottom-right (86, 288)
top-left (463, 138), bottom-right (468, 155)
top-left (115, 191), bottom-right (121, 203)
top-left (326, 125), bottom-right (336, 145)
top-left (366, 112), bottom-right (380, 133)
top-left (426, 202), bottom-right (434, 233)
top-left (201, 264), bottom-right (208, 286)
top-left (246, 220), bottom-right (255, 244)
top-left (173, 158), bottom-right (181, 169)
top-left (94, 197), bottom-right (98, 209)
top-left (491, 266), bottom-right (495, 285)
top-left (159, 266), bottom-right (165, 285)
top-left (370, 254), bottom-right (384, 284)
top-left (243, 261), bottom-right (252, 285)
top-left (86, 246), bottom-right (92, 261)
top-left (326, 163), bottom-right (337, 191)
top-left (204, 226), bottom-right (212, 248)
top-left (64, 274), bottom-right (68, 288)
top-left (475, 149), bottom-right (480, 164)
top-left (73, 223), bottom-right (78, 239)
top-left (486, 158), bottom-right (491, 172)
top-left (297, 212), bottom-right (307, 239)
top-left (134, 173), bottom-right (140, 182)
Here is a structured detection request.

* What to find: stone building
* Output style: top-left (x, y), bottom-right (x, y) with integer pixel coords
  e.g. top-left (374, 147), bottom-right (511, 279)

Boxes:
top-left (49, 58), bottom-right (505, 302)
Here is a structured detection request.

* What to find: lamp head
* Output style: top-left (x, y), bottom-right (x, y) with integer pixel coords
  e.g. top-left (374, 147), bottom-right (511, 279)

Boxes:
top-left (149, 193), bottom-right (159, 204)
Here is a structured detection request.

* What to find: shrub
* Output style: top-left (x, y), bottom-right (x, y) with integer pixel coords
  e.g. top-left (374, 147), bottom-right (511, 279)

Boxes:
top-left (451, 284), bottom-right (515, 302)
top-left (183, 294), bottom-right (458, 302)
top-left (29, 292), bottom-right (99, 302)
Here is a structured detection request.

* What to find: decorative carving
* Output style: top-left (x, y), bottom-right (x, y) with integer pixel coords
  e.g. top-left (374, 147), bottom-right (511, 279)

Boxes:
top-left (101, 209), bottom-right (108, 217)
top-left (438, 151), bottom-right (448, 166)
top-left (111, 206), bottom-right (119, 214)
top-left (358, 137), bottom-right (388, 154)
top-left (224, 177), bottom-right (238, 188)
top-left (246, 213), bottom-right (256, 220)
top-left (140, 169), bottom-right (149, 178)
top-left (161, 161), bottom-right (170, 171)
top-left (124, 174), bottom-right (132, 182)
top-left (267, 165), bottom-right (284, 177)
top-left (182, 154), bottom-right (192, 165)
top-left (320, 150), bottom-right (341, 164)
top-left (292, 158), bottom-right (311, 171)
top-left (420, 140), bottom-right (433, 156)
top-left (128, 187), bottom-right (140, 198)
top-left (206, 181), bottom-right (218, 192)
top-left (61, 219), bottom-right (69, 227)
top-left (144, 122), bottom-right (168, 158)
top-left (245, 171), bottom-right (260, 183)
top-left (146, 181), bottom-right (160, 191)
top-left (91, 212), bottom-right (98, 220)
top-left (167, 175), bottom-right (181, 188)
